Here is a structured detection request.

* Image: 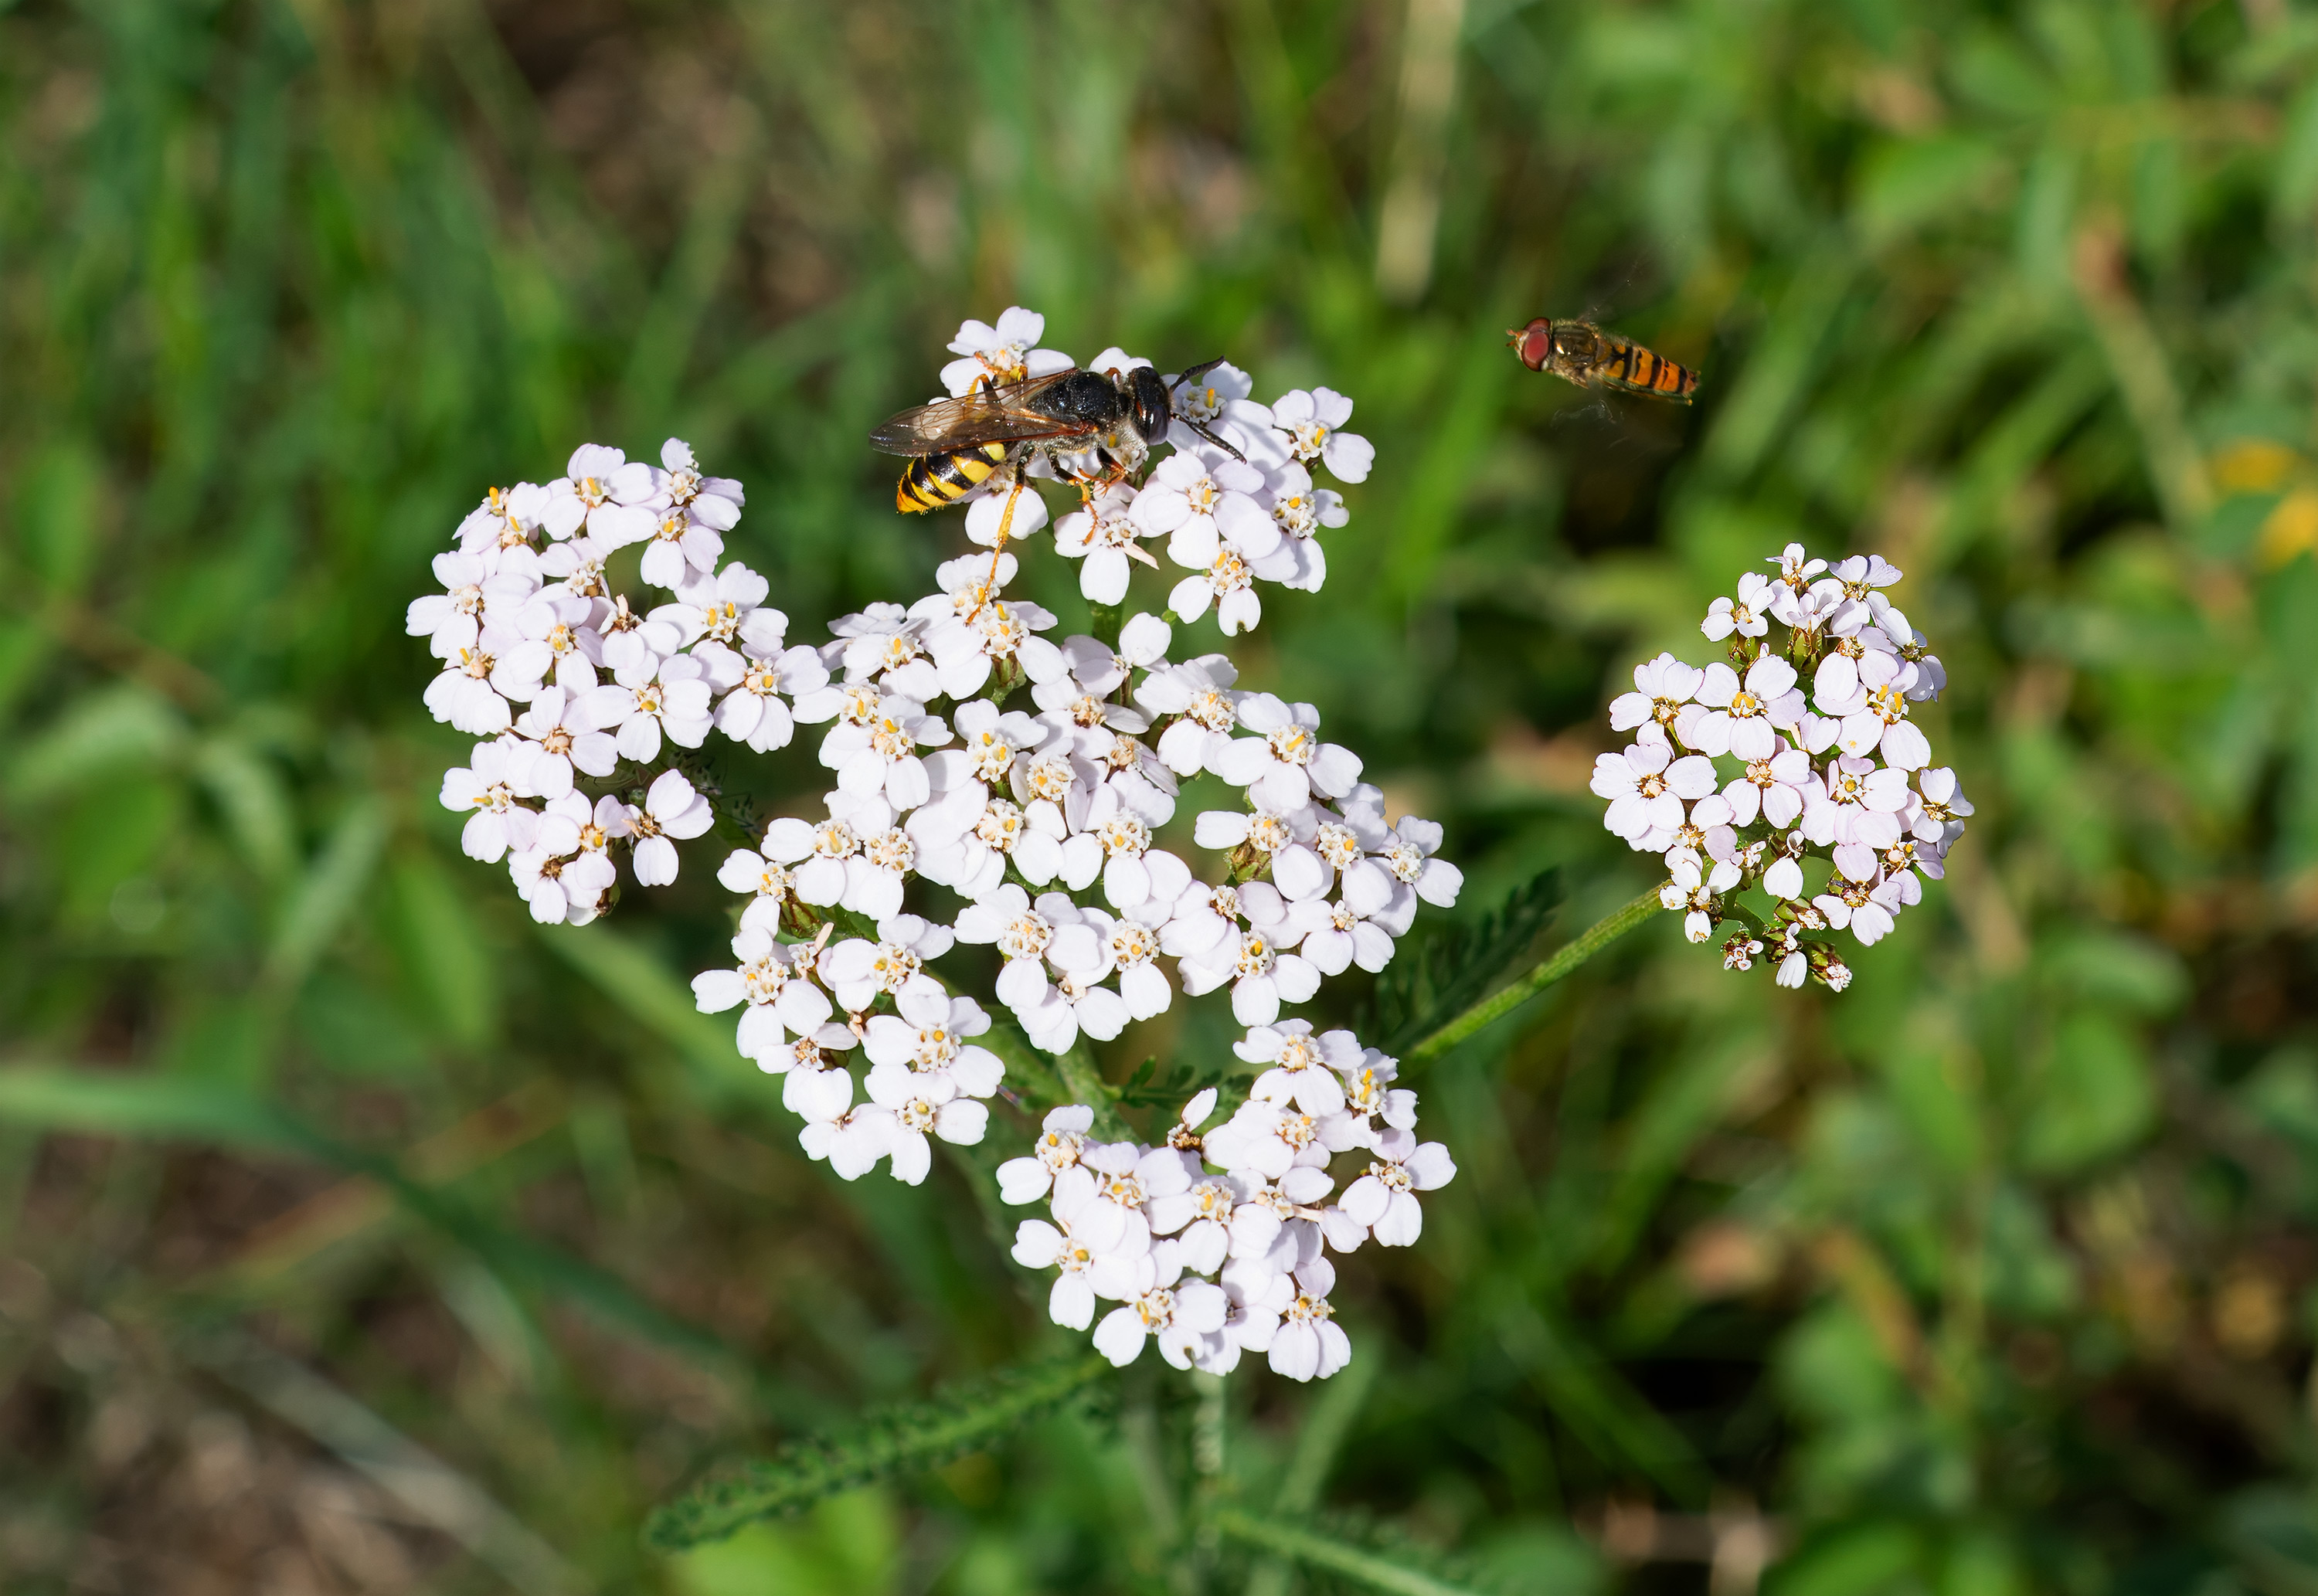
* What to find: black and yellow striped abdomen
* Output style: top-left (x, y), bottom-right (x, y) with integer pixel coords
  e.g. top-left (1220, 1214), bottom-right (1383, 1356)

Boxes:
top-left (897, 442), bottom-right (1011, 513)
top-left (1599, 337), bottom-right (1698, 403)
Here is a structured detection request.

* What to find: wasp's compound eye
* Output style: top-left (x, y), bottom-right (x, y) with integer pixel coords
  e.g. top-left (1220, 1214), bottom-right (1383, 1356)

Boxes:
top-left (1507, 318), bottom-right (1554, 372)
top-left (1128, 366), bottom-right (1173, 442)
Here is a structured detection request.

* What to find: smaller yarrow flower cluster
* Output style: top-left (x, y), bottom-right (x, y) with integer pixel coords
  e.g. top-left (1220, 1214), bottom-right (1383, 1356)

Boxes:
top-left (1001, 1020), bottom-right (1453, 1381)
top-left (1591, 545), bottom-right (1969, 990)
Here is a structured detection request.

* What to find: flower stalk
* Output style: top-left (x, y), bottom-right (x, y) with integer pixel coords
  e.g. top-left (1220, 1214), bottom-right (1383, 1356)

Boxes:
top-left (1402, 887), bottom-right (1662, 1065)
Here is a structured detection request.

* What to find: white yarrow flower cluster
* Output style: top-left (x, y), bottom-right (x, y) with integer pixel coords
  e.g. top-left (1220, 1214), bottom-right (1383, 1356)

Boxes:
top-left (412, 442), bottom-right (767, 927)
top-left (1002, 1020), bottom-right (1452, 1381)
top-left (413, 313), bottom-right (1462, 1372)
top-left (1592, 545), bottom-right (1967, 989)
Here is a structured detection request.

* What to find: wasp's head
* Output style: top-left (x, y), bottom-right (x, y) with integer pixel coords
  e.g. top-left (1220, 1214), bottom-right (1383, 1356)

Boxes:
top-left (1507, 318), bottom-right (1555, 372)
top-left (1124, 365), bottom-right (1174, 445)
top-left (1158, 358), bottom-right (1247, 463)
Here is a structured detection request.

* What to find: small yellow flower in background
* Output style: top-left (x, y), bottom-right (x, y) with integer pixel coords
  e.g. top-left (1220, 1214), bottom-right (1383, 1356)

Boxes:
top-left (2211, 1268), bottom-right (2285, 1360)
top-left (2204, 440), bottom-right (2318, 569)
top-left (2209, 437), bottom-right (2300, 496)
top-left (2259, 487), bottom-right (2318, 569)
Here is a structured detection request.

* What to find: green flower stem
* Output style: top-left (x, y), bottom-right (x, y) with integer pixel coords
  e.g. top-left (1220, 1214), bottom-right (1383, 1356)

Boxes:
top-left (1209, 1508), bottom-right (1488, 1596)
top-left (1088, 599), bottom-right (1124, 647)
top-left (1193, 1369), bottom-right (1227, 1481)
top-left (1402, 888), bottom-right (1661, 1065)
top-left (953, 1000), bottom-right (1069, 1106)
top-left (1053, 1040), bottom-right (1132, 1142)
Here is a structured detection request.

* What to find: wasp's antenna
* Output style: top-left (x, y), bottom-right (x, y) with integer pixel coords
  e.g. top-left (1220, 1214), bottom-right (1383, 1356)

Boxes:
top-left (1167, 358), bottom-right (1250, 464)
top-left (1186, 421), bottom-right (1247, 464)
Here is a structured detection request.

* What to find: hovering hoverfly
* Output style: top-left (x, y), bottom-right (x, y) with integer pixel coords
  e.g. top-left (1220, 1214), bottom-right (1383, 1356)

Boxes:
top-left (869, 358), bottom-right (1244, 554)
top-left (1506, 317), bottom-right (1698, 404)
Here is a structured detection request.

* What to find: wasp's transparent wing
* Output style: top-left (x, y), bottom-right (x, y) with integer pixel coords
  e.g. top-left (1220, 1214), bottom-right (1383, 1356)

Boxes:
top-left (868, 370), bottom-right (1090, 455)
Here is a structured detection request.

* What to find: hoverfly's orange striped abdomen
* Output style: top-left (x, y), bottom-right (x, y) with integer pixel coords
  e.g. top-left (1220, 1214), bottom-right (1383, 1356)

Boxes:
top-left (1650, 349), bottom-right (1699, 400)
top-left (1603, 336), bottom-right (1698, 402)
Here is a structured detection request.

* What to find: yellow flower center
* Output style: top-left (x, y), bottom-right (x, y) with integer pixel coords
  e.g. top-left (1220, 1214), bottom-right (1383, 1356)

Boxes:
top-left (999, 912), bottom-right (1052, 962)
top-left (975, 801), bottom-right (1025, 851)
top-left (741, 956), bottom-right (790, 1005)
top-left (1235, 934), bottom-right (1273, 977)
top-left (864, 828), bottom-right (914, 873)
top-left (1266, 725), bottom-right (1314, 766)
top-left (1026, 754), bottom-right (1075, 803)
top-left (1188, 689), bottom-right (1236, 732)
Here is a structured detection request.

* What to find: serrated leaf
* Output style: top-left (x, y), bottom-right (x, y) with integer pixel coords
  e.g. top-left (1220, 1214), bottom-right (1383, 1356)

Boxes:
top-left (644, 1353), bottom-right (1112, 1550)
top-left (1372, 868), bottom-right (1563, 1053)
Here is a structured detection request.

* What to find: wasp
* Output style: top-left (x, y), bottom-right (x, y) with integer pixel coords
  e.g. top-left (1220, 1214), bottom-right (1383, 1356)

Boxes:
top-left (869, 359), bottom-right (1243, 555)
top-left (1506, 317), bottom-right (1698, 404)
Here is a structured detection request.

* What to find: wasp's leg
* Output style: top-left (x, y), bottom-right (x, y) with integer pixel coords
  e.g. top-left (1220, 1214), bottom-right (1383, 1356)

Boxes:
top-left (971, 476), bottom-right (1031, 620)
top-left (1073, 447), bottom-right (1123, 511)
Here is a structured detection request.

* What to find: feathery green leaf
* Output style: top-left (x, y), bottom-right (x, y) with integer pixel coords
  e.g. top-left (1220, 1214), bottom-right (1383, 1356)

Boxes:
top-left (1372, 868), bottom-right (1562, 1053)
top-left (644, 1352), bottom-right (1113, 1550)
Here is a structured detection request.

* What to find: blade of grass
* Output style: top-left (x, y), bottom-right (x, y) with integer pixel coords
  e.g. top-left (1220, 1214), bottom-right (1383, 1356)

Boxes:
top-left (538, 922), bottom-right (750, 1084)
top-left (1246, 1348), bottom-right (1385, 1596)
top-left (0, 1066), bottom-right (805, 1418)
top-left (0, 1066), bottom-right (305, 1149)
top-left (1497, 1292), bottom-right (1708, 1505)
top-left (183, 1324), bottom-right (587, 1596)
top-left (205, 1079), bottom-right (569, 1289)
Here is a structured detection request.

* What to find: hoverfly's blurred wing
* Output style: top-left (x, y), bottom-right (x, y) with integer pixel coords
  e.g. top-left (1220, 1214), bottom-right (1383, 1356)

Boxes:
top-left (868, 370), bottom-right (1089, 455)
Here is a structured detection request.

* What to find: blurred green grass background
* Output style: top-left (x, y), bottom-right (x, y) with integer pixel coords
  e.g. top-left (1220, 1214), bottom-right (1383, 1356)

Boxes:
top-left (8, 0), bottom-right (2318, 1591)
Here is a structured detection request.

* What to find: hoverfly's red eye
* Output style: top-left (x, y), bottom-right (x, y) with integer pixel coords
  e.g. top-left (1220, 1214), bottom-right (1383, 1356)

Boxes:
top-left (1507, 318), bottom-right (1553, 372)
